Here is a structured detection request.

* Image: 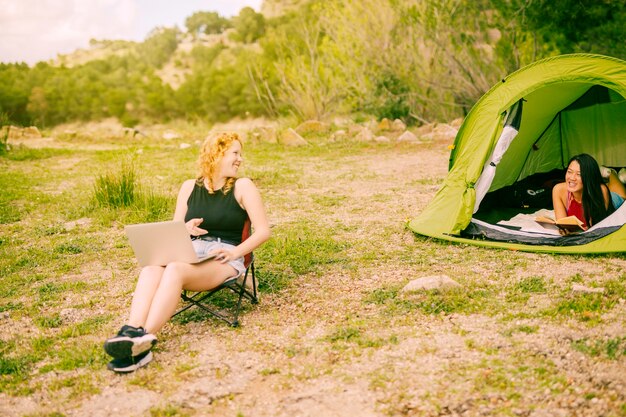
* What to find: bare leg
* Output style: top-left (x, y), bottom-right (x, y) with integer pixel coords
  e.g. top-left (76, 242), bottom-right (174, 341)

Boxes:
top-left (127, 265), bottom-right (165, 328)
top-left (143, 260), bottom-right (237, 334)
top-left (608, 171), bottom-right (626, 199)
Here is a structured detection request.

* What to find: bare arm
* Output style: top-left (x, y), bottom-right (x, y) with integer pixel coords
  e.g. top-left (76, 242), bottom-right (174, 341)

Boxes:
top-left (552, 182), bottom-right (568, 220)
top-left (601, 184), bottom-right (612, 209)
top-left (229, 178), bottom-right (271, 260)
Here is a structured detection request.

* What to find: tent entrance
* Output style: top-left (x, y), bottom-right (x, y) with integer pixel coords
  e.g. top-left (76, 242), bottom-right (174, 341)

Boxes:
top-left (465, 84), bottom-right (626, 247)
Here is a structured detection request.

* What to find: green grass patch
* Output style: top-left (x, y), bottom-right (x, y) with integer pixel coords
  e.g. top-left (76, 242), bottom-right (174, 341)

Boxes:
top-left (364, 282), bottom-right (499, 316)
top-left (150, 404), bottom-right (192, 417)
top-left (571, 336), bottom-right (626, 360)
top-left (255, 222), bottom-right (350, 291)
top-left (39, 341), bottom-right (107, 373)
top-left (2, 146), bottom-right (74, 161)
top-left (324, 325), bottom-right (398, 350)
top-left (542, 278), bottom-right (625, 323)
top-left (48, 372), bottom-right (101, 398)
top-left (92, 162), bottom-right (138, 208)
top-left (503, 324), bottom-right (539, 336)
top-left (60, 315), bottom-right (112, 338)
top-left (514, 276), bottom-right (547, 293)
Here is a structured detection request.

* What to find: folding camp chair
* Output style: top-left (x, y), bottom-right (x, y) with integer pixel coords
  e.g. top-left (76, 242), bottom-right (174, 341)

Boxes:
top-left (172, 218), bottom-right (258, 327)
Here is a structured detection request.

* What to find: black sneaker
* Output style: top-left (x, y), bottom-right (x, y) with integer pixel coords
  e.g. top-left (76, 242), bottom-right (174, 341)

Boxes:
top-left (106, 350), bottom-right (153, 373)
top-left (104, 325), bottom-right (157, 359)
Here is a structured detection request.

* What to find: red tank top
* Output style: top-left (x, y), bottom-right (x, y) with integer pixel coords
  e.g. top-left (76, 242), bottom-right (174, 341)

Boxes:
top-left (566, 192), bottom-right (588, 228)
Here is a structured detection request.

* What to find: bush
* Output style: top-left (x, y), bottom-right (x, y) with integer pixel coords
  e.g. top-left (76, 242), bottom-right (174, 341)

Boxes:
top-left (92, 163), bottom-right (137, 208)
top-left (0, 113), bottom-right (9, 155)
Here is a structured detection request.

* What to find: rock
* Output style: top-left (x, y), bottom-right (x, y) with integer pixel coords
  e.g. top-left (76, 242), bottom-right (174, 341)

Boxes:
top-left (252, 126), bottom-right (278, 144)
top-left (450, 118), bottom-right (464, 129)
top-left (280, 128), bottom-right (308, 146)
top-left (329, 130), bottom-right (347, 142)
top-left (572, 284), bottom-right (605, 294)
top-left (401, 275), bottom-right (461, 292)
top-left (347, 124), bottom-right (363, 136)
top-left (431, 123), bottom-right (458, 142)
top-left (162, 130), bottom-right (180, 140)
top-left (332, 116), bottom-right (352, 127)
top-left (374, 135), bottom-right (390, 143)
top-left (392, 119), bottom-right (406, 131)
top-left (354, 127), bottom-right (375, 142)
top-left (179, 143), bottom-right (191, 149)
top-left (23, 126), bottom-right (42, 138)
top-left (487, 28), bottom-right (502, 44)
top-left (397, 130), bottom-right (419, 142)
top-left (2, 125), bottom-right (24, 140)
top-left (364, 119), bottom-right (378, 132)
top-left (414, 123), bottom-right (435, 139)
top-left (295, 120), bottom-right (329, 135)
top-left (377, 118), bottom-right (391, 131)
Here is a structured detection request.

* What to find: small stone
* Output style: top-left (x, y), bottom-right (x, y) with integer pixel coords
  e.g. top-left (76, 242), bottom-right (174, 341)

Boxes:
top-left (354, 127), bottom-right (374, 142)
top-left (401, 275), bottom-right (461, 292)
top-left (392, 119), bottom-right (406, 131)
top-left (377, 118), bottom-right (391, 131)
top-left (397, 130), bottom-right (419, 142)
top-left (280, 128), bottom-right (308, 146)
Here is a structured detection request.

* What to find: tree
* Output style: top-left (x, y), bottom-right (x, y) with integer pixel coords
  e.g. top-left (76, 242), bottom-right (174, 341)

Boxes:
top-left (185, 11), bottom-right (231, 36)
top-left (232, 7), bottom-right (266, 43)
top-left (138, 27), bottom-right (180, 68)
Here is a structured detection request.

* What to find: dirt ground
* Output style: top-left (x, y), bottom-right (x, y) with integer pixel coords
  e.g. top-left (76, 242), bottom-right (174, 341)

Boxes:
top-left (1, 132), bottom-right (625, 417)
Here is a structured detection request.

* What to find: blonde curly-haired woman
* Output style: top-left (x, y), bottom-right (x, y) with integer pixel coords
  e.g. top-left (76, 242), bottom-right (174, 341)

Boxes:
top-left (104, 132), bottom-right (270, 373)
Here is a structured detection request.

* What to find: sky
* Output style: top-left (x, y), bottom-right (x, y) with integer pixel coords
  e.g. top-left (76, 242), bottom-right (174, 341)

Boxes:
top-left (0, 0), bottom-right (263, 65)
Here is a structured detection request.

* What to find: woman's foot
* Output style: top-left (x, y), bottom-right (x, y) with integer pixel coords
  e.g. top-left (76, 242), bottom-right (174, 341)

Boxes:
top-left (104, 325), bottom-right (157, 359)
top-left (107, 350), bottom-right (153, 373)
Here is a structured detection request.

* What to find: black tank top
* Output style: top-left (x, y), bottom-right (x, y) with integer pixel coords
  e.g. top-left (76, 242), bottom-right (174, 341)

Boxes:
top-left (185, 181), bottom-right (248, 244)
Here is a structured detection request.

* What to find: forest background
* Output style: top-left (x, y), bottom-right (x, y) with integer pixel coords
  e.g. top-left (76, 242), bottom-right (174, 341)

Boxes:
top-left (1, 0), bottom-right (626, 131)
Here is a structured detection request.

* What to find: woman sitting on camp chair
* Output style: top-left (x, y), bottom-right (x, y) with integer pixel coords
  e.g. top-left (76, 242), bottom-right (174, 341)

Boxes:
top-left (552, 153), bottom-right (626, 233)
top-left (103, 132), bottom-right (271, 373)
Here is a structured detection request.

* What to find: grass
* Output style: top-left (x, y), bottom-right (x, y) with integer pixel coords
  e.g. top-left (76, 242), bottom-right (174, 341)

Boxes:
top-left (0, 126), bottom-right (624, 416)
top-left (92, 161), bottom-right (138, 208)
top-left (364, 281), bottom-right (500, 316)
top-left (571, 336), bottom-right (626, 360)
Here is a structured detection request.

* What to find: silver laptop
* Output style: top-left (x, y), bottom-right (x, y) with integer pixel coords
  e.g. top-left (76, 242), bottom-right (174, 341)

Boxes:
top-left (125, 221), bottom-right (217, 267)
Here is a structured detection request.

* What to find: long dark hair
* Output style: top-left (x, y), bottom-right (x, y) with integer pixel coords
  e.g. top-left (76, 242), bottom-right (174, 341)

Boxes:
top-left (569, 153), bottom-right (615, 226)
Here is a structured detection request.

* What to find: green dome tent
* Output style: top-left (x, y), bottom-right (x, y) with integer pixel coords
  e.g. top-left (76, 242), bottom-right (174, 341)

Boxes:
top-left (408, 54), bottom-right (626, 254)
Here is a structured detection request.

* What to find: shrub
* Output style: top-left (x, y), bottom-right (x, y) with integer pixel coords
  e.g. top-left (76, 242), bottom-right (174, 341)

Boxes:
top-left (92, 163), bottom-right (137, 208)
top-left (0, 113), bottom-right (9, 155)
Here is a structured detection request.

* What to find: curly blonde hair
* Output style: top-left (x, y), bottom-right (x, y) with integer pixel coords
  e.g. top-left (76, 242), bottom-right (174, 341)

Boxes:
top-left (196, 132), bottom-right (242, 194)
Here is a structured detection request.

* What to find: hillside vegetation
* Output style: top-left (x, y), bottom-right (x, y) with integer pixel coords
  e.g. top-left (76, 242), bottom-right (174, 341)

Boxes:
top-left (1, 0), bottom-right (625, 129)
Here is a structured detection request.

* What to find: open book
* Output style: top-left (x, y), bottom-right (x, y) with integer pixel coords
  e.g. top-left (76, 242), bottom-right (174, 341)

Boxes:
top-left (535, 215), bottom-right (585, 232)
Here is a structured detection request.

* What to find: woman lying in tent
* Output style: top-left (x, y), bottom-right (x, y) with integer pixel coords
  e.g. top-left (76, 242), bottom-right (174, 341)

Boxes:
top-left (552, 153), bottom-right (626, 233)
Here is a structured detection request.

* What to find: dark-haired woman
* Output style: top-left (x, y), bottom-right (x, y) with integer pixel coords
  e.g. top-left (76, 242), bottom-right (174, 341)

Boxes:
top-left (552, 153), bottom-right (626, 231)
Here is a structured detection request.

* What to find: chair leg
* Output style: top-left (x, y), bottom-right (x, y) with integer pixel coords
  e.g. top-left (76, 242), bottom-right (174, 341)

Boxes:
top-left (172, 261), bottom-right (257, 326)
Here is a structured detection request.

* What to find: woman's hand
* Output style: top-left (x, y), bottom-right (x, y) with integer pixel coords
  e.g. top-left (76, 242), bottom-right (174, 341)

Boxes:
top-left (186, 218), bottom-right (208, 236)
top-left (211, 247), bottom-right (238, 264)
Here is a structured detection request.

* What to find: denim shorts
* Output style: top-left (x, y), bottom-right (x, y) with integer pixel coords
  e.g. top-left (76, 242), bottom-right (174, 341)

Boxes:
top-left (611, 191), bottom-right (624, 210)
top-left (192, 238), bottom-right (246, 278)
